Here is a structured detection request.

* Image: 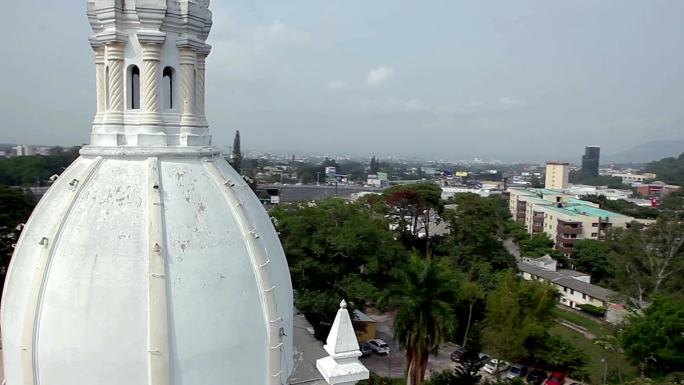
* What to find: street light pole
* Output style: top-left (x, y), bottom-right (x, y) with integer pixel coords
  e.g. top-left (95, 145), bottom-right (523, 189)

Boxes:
top-left (601, 358), bottom-right (608, 385)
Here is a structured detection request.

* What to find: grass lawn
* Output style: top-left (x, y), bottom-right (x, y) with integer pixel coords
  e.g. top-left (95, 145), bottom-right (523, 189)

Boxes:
top-left (549, 324), bottom-right (636, 385)
top-left (552, 307), bottom-right (610, 337)
top-left (359, 372), bottom-right (406, 385)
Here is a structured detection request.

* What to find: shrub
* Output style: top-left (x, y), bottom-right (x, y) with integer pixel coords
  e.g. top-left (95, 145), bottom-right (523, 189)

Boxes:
top-left (578, 303), bottom-right (606, 317)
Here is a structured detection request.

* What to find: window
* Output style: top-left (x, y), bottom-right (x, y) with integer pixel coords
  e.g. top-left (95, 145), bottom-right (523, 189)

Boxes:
top-left (163, 67), bottom-right (174, 109)
top-left (130, 65), bottom-right (140, 110)
top-left (592, 223), bottom-right (598, 227)
top-left (591, 233), bottom-right (598, 237)
top-left (570, 289), bottom-right (574, 295)
top-left (582, 293), bottom-right (586, 300)
top-left (563, 287), bottom-right (568, 293)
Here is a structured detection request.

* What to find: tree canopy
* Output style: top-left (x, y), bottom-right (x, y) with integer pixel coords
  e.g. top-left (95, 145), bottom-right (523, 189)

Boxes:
top-left (271, 198), bottom-right (405, 337)
top-left (380, 255), bottom-right (462, 385)
top-left (571, 239), bottom-right (614, 285)
top-left (622, 295), bottom-right (684, 377)
top-left (608, 216), bottom-right (684, 307)
top-left (645, 152), bottom-right (684, 185)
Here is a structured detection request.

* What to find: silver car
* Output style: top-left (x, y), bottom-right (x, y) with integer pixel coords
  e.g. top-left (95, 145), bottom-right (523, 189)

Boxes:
top-left (367, 339), bottom-right (390, 355)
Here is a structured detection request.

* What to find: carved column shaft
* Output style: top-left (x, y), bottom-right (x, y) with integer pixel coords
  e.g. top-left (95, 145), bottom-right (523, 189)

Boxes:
top-left (94, 47), bottom-right (106, 114)
top-left (142, 43), bottom-right (163, 126)
top-left (106, 43), bottom-right (125, 114)
top-left (179, 48), bottom-right (196, 130)
top-left (195, 52), bottom-right (207, 119)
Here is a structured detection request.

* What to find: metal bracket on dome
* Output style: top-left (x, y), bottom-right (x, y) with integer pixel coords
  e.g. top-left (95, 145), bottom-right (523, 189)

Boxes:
top-left (38, 237), bottom-right (48, 246)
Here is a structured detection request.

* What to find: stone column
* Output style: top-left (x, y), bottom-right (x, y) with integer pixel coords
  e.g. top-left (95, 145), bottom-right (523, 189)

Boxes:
top-left (178, 47), bottom-right (197, 137)
top-left (94, 46), bottom-right (106, 119)
top-left (104, 42), bottom-right (125, 126)
top-left (141, 43), bottom-right (163, 129)
top-left (195, 51), bottom-right (208, 128)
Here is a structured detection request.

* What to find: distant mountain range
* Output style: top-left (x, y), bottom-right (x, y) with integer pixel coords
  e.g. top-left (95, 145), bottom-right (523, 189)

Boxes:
top-left (604, 139), bottom-right (684, 164)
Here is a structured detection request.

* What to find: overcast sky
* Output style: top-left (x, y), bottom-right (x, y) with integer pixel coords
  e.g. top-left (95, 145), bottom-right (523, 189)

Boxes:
top-left (1, 1), bottom-right (683, 161)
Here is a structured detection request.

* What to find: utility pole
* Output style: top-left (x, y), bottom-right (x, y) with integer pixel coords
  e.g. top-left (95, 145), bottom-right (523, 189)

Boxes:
top-left (316, 172), bottom-right (320, 186)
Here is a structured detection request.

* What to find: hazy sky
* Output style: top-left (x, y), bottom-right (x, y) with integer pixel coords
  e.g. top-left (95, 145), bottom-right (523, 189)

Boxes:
top-left (1, 1), bottom-right (683, 161)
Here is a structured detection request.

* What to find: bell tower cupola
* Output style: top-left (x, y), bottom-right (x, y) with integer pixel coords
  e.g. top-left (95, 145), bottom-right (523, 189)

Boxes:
top-left (87, 0), bottom-right (213, 147)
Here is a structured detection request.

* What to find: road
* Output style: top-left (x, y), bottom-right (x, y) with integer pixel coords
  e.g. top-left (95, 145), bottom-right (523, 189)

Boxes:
top-left (362, 309), bottom-right (461, 380)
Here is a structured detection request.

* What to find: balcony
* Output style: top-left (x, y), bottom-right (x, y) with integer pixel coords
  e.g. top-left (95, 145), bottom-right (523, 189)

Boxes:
top-left (556, 233), bottom-right (578, 242)
top-left (558, 225), bottom-right (582, 235)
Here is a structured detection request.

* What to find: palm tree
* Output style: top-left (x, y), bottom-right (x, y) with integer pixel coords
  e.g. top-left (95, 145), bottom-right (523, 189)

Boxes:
top-left (381, 255), bottom-right (461, 385)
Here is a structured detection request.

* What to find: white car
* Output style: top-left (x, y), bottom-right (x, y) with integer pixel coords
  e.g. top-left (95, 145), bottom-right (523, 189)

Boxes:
top-left (367, 339), bottom-right (391, 355)
top-left (483, 358), bottom-right (510, 374)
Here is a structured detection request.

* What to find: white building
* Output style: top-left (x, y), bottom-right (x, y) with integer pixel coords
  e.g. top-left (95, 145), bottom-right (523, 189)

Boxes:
top-left (1, 2), bottom-right (296, 384)
top-left (518, 257), bottom-right (620, 315)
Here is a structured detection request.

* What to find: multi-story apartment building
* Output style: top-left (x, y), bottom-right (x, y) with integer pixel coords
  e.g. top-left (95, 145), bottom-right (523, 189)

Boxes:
top-left (544, 162), bottom-right (569, 190)
top-left (508, 187), bottom-right (634, 255)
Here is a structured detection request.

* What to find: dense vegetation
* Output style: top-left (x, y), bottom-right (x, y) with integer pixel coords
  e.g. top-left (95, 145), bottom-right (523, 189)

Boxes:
top-left (0, 148), bottom-right (79, 186)
top-left (645, 152), bottom-right (684, 185)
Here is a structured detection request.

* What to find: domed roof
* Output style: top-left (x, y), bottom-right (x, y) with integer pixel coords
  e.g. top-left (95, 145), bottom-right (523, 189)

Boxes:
top-left (1, 150), bottom-right (294, 384)
top-left (1, 1), bottom-right (294, 384)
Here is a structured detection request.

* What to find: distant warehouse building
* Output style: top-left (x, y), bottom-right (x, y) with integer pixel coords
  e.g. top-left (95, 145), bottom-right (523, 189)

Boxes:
top-left (508, 187), bottom-right (634, 255)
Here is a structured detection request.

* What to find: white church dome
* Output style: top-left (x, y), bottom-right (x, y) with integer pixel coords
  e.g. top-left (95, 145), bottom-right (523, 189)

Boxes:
top-left (1, 2), bottom-right (294, 385)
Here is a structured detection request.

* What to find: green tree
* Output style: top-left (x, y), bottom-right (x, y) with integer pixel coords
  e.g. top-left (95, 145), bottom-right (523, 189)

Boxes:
top-left (645, 153), bottom-right (684, 185)
top-left (482, 271), bottom-right (559, 362)
top-left (0, 185), bottom-right (35, 293)
top-left (622, 295), bottom-right (684, 377)
top-left (0, 152), bottom-right (77, 186)
top-left (572, 239), bottom-right (614, 285)
top-left (439, 194), bottom-right (515, 282)
top-left (382, 183), bottom-right (444, 254)
top-left (271, 198), bottom-right (405, 336)
top-left (460, 280), bottom-right (484, 349)
top-left (380, 255), bottom-right (461, 385)
top-left (608, 216), bottom-right (684, 307)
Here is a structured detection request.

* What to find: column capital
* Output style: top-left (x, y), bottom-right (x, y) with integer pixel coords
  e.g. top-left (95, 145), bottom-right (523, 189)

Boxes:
top-left (91, 30), bottom-right (128, 46)
top-left (106, 42), bottom-right (125, 60)
top-left (141, 43), bottom-right (163, 62)
top-left (137, 31), bottom-right (166, 45)
top-left (176, 35), bottom-right (206, 51)
top-left (94, 46), bottom-right (106, 64)
top-left (178, 48), bottom-right (197, 65)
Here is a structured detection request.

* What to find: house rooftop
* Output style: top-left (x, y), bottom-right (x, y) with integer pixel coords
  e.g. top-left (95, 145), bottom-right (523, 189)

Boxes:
top-left (517, 261), bottom-right (618, 302)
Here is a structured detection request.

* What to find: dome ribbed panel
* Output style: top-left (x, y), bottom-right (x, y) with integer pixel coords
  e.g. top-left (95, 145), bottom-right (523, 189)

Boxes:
top-left (213, 160), bottom-right (295, 381)
top-left (36, 159), bottom-right (149, 384)
top-left (160, 158), bottom-right (268, 385)
top-left (1, 157), bottom-right (98, 385)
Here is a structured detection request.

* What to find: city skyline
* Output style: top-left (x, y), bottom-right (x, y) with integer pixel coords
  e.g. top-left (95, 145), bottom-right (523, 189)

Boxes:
top-left (2, 1), bottom-right (684, 162)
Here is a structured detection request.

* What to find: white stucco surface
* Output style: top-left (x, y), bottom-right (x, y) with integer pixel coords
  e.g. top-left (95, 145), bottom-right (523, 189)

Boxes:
top-left (1, 153), bottom-right (294, 385)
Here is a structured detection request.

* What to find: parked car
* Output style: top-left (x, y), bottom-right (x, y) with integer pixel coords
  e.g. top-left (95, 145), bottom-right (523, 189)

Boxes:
top-left (526, 369), bottom-right (549, 385)
top-left (545, 372), bottom-right (566, 385)
top-left (477, 353), bottom-right (490, 365)
top-left (360, 342), bottom-right (373, 357)
top-left (450, 347), bottom-right (468, 362)
top-left (367, 339), bottom-right (390, 355)
top-left (506, 364), bottom-right (529, 379)
top-left (483, 358), bottom-right (510, 374)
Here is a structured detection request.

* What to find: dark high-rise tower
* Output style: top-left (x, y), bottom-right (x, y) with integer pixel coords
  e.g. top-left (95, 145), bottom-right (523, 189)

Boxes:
top-left (581, 146), bottom-right (600, 176)
top-left (231, 130), bottom-right (242, 174)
